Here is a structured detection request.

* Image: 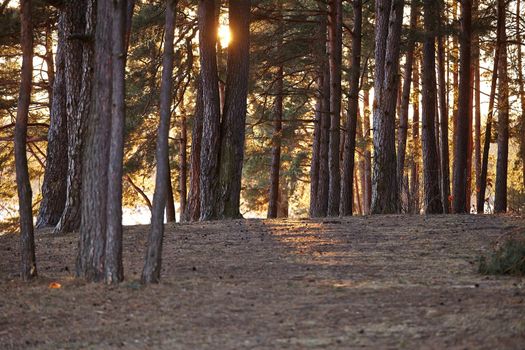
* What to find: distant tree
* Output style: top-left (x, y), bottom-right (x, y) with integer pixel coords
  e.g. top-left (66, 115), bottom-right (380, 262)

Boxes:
top-left (268, 64), bottom-right (283, 219)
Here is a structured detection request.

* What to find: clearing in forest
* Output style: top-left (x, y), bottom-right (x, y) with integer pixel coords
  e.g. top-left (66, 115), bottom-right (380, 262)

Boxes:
top-left (1, 214), bottom-right (524, 349)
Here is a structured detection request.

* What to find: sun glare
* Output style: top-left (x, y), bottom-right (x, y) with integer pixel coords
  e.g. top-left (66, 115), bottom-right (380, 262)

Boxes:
top-left (218, 24), bottom-right (231, 48)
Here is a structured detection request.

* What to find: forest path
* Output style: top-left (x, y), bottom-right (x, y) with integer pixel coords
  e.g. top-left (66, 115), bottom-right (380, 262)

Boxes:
top-left (1, 215), bottom-right (524, 349)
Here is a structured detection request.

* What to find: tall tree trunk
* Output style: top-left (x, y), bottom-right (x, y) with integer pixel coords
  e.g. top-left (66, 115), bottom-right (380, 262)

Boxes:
top-left (55, 0), bottom-right (94, 233)
top-left (268, 66), bottom-right (283, 219)
top-left (198, 0), bottom-right (221, 221)
top-left (477, 41), bottom-right (500, 213)
top-left (452, 0), bottom-right (472, 214)
top-left (327, 0), bottom-right (343, 216)
top-left (340, 0), bottom-right (362, 216)
top-left (473, 0), bottom-right (481, 212)
top-left (396, 0), bottom-right (417, 208)
top-left (410, 56), bottom-right (421, 214)
top-left (142, 0), bottom-right (178, 284)
top-left (421, 0), bottom-right (443, 214)
top-left (516, 0), bottom-right (525, 189)
top-left (184, 76), bottom-right (203, 222)
top-left (494, 0), bottom-right (509, 213)
top-left (15, 0), bottom-right (37, 281)
top-left (179, 113), bottom-right (188, 219)
top-left (438, 4), bottom-right (450, 214)
top-left (218, 0), bottom-right (250, 218)
top-left (309, 77), bottom-right (321, 216)
top-left (363, 85), bottom-right (371, 214)
top-left (371, 0), bottom-right (404, 214)
top-left (77, 0), bottom-right (113, 281)
top-left (105, 0), bottom-right (126, 284)
top-left (37, 14), bottom-right (67, 228)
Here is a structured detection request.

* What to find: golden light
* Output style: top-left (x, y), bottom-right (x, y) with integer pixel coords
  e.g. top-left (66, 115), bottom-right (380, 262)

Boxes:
top-left (218, 24), bottom-right (231, 48)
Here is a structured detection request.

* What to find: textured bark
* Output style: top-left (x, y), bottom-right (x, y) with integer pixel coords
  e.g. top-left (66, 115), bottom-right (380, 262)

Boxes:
top-left (309, 77), bottom-right (321, 216)
top-left (340, 0), bottom-right (362, 216)
top-left (218, 0), bottom-right (250, 218)
top-left (184, 77), bottom-right (203, 222)
top-left (198, 0), bottom-right (221, 221)
top-left (473, 0), bottom-right (481, 213)
top-left (15, 0), bottom-right (37, 281)
top-left (438, 5), bottom-right (450, 214)
top-left (477, 43), bottom-right (499, 213)
top-left (327, 0), bottom-right (342, 216)
top-left (363, 86), bottom-right (371, 214)
top-left (267, 66), bottom-right (283, 219)
top-left (77, 0), bottom-right (112, 281)
top-left (105, 0), bottom-right (126, 284)
top-left (517, 0), bottom-right (525, 189)
top-left (36, 15), bottom-right (67, 228)
top-left (452, 0), bottom-right (472, 214)
top-left (494, 0), bottom-right (509, 213)
top-left (396, 0), bottom-right (417, 208)
top-left (371, 0), bottom-right (403, 214)
top-left (142, 0), bottom-right (177, 284)
top-left (410, 57), bottom-right (421, 214)
top-left (55, 0), bottom-right (94, 233)
top-left (421, 0), bottom-right (443, 214)
top-left (179, 114), bottom-right (188, 219)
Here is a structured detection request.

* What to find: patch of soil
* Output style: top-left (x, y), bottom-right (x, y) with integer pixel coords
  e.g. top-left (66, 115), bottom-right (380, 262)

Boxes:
top-left (1, 215), bottom-right (524, 349)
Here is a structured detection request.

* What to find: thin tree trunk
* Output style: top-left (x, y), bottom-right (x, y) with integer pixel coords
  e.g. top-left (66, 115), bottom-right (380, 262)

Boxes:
top-left (268, 66), bottom-right (283, 219)
top-left (15, 0), bottom-right (37, 281)
top-left (309, 78), bottom-right (321, 216)
top-left (166, 164), bottom-right (176, 222)
top-left (516, 0), bottom-right (525, 189)
top-left (198, 0), bottom-right (221, 221)
top-left (452, 0), bottom-right (472, 214)
top-left (327, 0), bottom-right (343, 216)
top-left (438, 5), bottom-right (450, 214)
top-left (37, 14), bottom-right (67, 228)
top-left (218, 0), bottom-right (250, 218)
top-left (363, 85), bottom-right (371, 214)
top-left (473, 0), bottom-right (481, 212)
top-left (340, 0), bottom-right (362, 216)
top-left (410, 56), bottom-right (421, 214)
top-left (179, 112), bottom-right (188, 218)
top-left (142, 0), bottom-right (178, 284)
top-left (371, 0), bottom-right (404, 214)
top-left (396, 0), bottom-right (417, 206)
top-left (105, 0), bottom-right (126, 284)
top-left (494, 0), bottom-right (509, 213)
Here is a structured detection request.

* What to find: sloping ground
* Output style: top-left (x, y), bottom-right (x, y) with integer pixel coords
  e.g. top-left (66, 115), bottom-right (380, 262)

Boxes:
top-left (0, 215), bottom-right (524, 349)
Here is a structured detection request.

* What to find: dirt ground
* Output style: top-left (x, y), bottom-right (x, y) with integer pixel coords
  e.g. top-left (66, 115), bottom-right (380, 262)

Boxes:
top-left (1, 214), bottom-right (525, 349)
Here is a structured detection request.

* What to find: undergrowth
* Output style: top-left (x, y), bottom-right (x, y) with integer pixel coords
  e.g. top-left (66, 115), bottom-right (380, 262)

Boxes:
top-left (479, 234), bottom-right (525, 276)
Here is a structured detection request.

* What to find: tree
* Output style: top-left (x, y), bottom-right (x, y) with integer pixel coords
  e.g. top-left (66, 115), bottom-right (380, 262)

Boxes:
top-left (268, 65), bottom-right (283, 219)
top-left (340, 0), bottom-right (362, 216)
top-left (142, 0), bottom-right (178, 284)
top-left (371, 0), bottom-right (404, 214)
top-left (15, 0), bottom-right (37, 281)
top-left (198, 0), bottom-right (221, 220)
top-left (421, 0), bottom-right (443, 213)
top-left (452, 0), bottom-right (472, 214)
top-left (218, 0), bottom-right (251, 219)
top-left (494, 0), bottom-right (509, 213)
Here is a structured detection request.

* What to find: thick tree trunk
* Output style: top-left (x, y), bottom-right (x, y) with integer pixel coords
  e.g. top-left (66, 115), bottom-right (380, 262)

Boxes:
top-left (55, 0), bottom-right (94, 233)
top-left (184, 76), bottom-right (203, 222)
top-left (494, 0), bottom-right (509, 213)
top-left (198, 0), bottom-right (221, 221)
top-left (438, 5), bottom-right (450, 214)
top-left (37, 14), bottom-right (67, 228)
top-left (15, 0), bottom-right (37, 281)
top-left (396, 0), bottom-right (417, 208)
top-left (452, 0), bottom-right (472, 213)
top-left (218, 0), bottom-right (250, 218)
top-left (268, 66), bottom-right (283, 219)
top-left (327, 0), bottom-right (342, 216)
top-left (142, 0), bottom-right (178, 284)
top-left (105, 0), bottom-right (126, 284)
top-left (477, 43), bottom-right (499, 213)
top-left (77, 0), bottom-right (112, 281)
top-left (421, 0), bottom-right (443, 214)
top-left (340, 0), bottom-right (362, 216)
top-left (371, 0), bottom-right (404, 214)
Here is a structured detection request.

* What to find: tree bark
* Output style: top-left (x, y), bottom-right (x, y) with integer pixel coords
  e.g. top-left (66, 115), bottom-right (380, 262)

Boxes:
top-left (36, 14), bottom-right (67, 228)
top-left (309, 76), bottom-right (321, 216)
top-left (410, 56), bottom-right (421, 214)
top-left (438, 4), bottom-right (450, 214)
top-left (340, 0), bottom-right (362, 216)
top-left (218, 0), bottom-right (250, 218)
top-left (327, 0), bottom-right (342, 216)
top-left (516, 0), bottom-right (525, 189)
top-left (15, 0), bottom-right (37, 281)
top-left (198, 0), bottom-right (221, 221)
top-left (363, 85), bottom-right (371, 214)
top-left (142, 0), bottom-right (178, 284)
top-left (494, 0), bottom-right (509, 213)
top-left (267, 66), bottom-right (283, 219)
top-left (371, 0), bottom-right (404, 214)
top-left (179, 113), bottom-right (188, 219)
top-left (452, 0), bottom-right (472, 213)
top-left (421, 0), bottom-right (443, 214)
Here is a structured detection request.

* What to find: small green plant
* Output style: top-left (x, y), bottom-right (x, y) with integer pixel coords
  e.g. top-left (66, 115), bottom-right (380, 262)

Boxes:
top-left (479, 235), bottom-right (525, 276)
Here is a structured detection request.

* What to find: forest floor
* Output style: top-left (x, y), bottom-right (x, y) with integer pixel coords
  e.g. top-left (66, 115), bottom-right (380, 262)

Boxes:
top-left (1, 215), bottom-right (525, 349)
